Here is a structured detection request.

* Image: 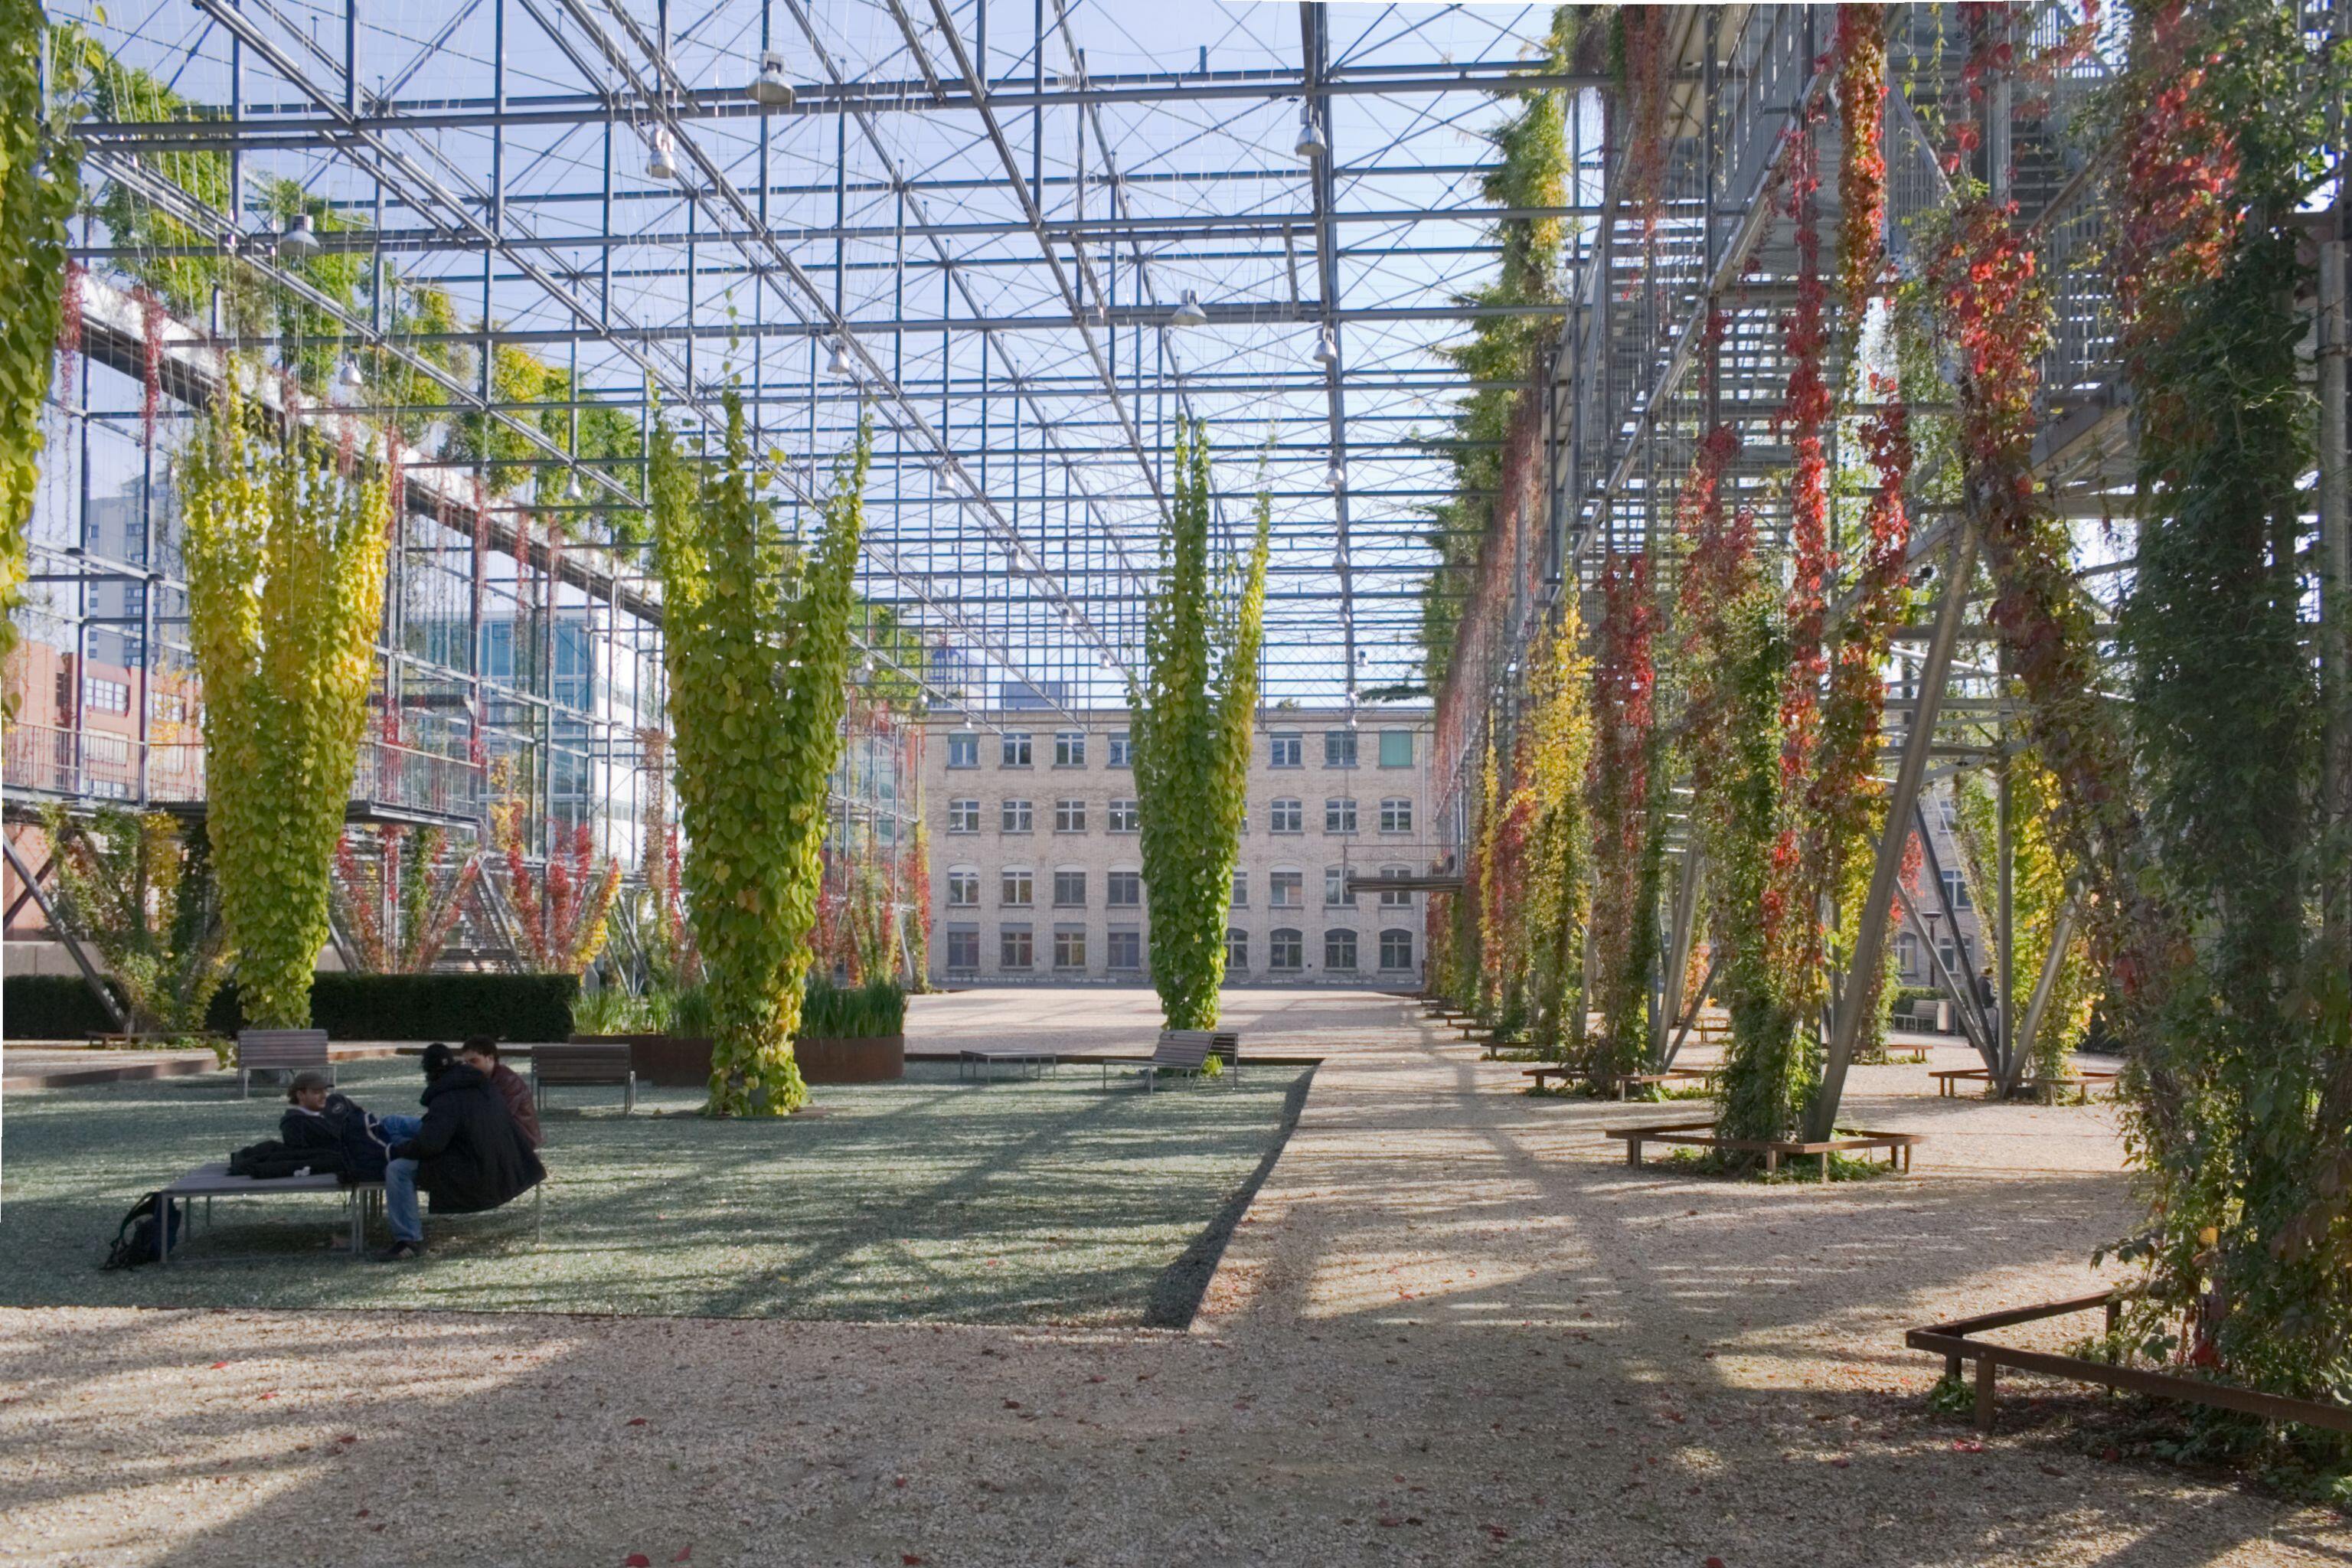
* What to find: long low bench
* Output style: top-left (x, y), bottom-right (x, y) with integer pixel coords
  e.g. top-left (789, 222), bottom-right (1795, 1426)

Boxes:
top-left (1601, 1118), bottom-right (1922, 1180)
top-left (1933, 1067), bottom-right (2118, 1102)
top-left (154, 1160), bottom-right (380, 1264)
top-left (1521, 1065), bottom-right (1714, 1098)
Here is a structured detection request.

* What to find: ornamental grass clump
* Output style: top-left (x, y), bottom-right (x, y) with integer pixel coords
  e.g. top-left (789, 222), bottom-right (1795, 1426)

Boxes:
top-left (653, 393), bottom-right (869, 1116)
top-left (1129, 420), bottom-right (1271, 1031)
top-left (181, 376), bottom-right (390, 1029)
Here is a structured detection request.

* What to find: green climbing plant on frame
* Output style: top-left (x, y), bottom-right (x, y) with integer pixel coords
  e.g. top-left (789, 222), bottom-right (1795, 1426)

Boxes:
top-left (2, 0), bottom-right (80, 707)
top-left (180, 375), bottom-right (391, 1028)
top-left (1129, 420), bottom-right (1272, 1031)
top-left (653, 391), bottom-right (870, 1116)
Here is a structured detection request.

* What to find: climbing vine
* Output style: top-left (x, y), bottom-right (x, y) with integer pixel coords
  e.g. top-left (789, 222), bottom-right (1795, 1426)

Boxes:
top-left (1516, 603), bottom-right (1593, 1054)
top-left (1129, 420), bottom-right (1272, 1031)
top-left (655, 394), bottom-right (869, 1116)
top-left (2101, 0), bottom-right (2348, 1432)
top-left (1583, 549), bottom-right (1661, 1080)
top-left (1950, 766), bottom-right (2099, 1081)
top-left (41, 805), bottom-right (228, 1037)
top-left (492, 773), bottom-right (620, 976)
top-left (1, 1), bottom-right (79, 706)
top-left (180, 376), bottom-right (390, 1029)
top-left (331, 825), bottom-right (479, 975)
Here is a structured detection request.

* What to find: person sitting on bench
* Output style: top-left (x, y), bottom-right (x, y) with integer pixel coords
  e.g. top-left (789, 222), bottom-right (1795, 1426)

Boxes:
top-left (459, 1037), bottom-right (542, 1150)
top-left (376, 1043), bottom-right (546, 1263)
top-left (279, 1071), bottom-right (408, 1181)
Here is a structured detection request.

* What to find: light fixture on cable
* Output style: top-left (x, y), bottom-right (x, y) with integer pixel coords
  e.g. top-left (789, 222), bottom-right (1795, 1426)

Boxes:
top-left (750, 50), bottom-right (795, 109)
top-left (1294, 103), bottom-right (1328, 161)
top-left (1312, 325), bottom-right (1338, 368)
top-left (333, 355), bottom-right (364, 394)
top-left (647, 128), bottom-right (680, 183)
top-left (563, 472), bottom-right (583, 504)
top-left (279, 211), bottom-right (320, 257)
top-left (1325, 456), bottom-right (1347, 490)
top-left (825, 335), bottom-right (854, 377)
top-left (1168, 289), bottom-right (1209, 328)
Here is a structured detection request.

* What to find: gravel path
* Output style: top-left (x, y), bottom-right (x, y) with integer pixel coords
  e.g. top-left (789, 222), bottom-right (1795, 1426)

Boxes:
top-left (2, 988), bottom-right (2344, 1566)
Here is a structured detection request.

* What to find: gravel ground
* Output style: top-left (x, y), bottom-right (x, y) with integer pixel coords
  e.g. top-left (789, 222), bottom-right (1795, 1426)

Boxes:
top-left (1, 987), bottom-right (2344, 1567)
top-left (0, 1056), bottom-right (1308, 1325)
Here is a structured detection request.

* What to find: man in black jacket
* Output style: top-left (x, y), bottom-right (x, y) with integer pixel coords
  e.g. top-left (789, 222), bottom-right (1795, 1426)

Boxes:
top-left (375, 1043), bottom-right (547, 1263)
top-left (279, 1072), bottom-right (395, 1181)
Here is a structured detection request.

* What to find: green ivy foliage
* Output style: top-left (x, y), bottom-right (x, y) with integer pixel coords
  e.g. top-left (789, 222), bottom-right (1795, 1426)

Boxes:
top-left (1, 0), bottom-right (79, 707)
top-left (180, 377), bottom-right (391, 1028)
top-left (654, 394), bottom-right (869, 1116)
top-left (41, 805), bottom-right (229, 1036)
top-left (1129, 421), bottom-right (1272, 1031)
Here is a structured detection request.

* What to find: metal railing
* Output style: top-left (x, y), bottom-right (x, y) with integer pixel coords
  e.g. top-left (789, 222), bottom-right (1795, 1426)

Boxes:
top-left (5, 723), bottom-right (483, 822)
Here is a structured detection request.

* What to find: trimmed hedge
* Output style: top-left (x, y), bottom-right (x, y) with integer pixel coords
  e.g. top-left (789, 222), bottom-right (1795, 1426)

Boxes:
top-left (4, 974), bottom-right (129, 1039)
top-left (201, 973), bottom-right (580, 1041)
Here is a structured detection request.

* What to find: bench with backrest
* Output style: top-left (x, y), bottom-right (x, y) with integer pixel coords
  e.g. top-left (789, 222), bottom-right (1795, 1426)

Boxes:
top-left (531, 1041), bottom-right (635, 1113)
top-left (236, 1029), bottom-right (332, 1099)
top-left (1098, 1028), bottom-right (1218, 1091)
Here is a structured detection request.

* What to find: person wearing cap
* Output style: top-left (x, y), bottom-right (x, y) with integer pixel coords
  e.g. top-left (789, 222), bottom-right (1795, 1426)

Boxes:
top-left (278, 1073), bottom-right (406, 1181)
top-left (459, 1037), bottom-right (541, 1151)
top-left (375, 1041), bottom-right (545, 1263)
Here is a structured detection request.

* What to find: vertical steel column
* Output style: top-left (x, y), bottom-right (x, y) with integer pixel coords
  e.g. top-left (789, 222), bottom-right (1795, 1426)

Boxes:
top-left (1805, 521), bottom-right (1981, 1142)
top-left (2321, 233), bottom-right (2348, 960)
top-left (2010, 894), bottom-right (2080, 1083)
top-left (1994, 750), bottom-right (2015, 1080)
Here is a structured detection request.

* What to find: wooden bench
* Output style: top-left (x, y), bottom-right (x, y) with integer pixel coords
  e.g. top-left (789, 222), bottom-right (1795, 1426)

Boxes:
top-left (2019, 1070), bottom-right (2118, 1104)
top-left (235, 1029), bottom-right (332, 1099)
top-left (1932, 1067), bottom-right (1992, 1096)
top-left (1601, 1118), bottom-right (1922, 1181)
top-left (1521, 1063), bottom-right (1582, 1091)
top-left (531, 1042), bottom-right (635, 1113)
top-left (1609, 1067), bottom-right (1715, 1099)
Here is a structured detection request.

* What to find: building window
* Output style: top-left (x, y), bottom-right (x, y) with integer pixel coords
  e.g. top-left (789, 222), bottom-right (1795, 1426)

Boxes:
top-left (1108, 799), bottom-right (1139, 833)
top-left (83, 677), bottom-right (131, 714)
top-left (1379, 730), bottom-right (1414, 768)
top-left (1380, 928), bottom-right (1415, 971)
top-left (1054, 730), bottom-right (1087, 767)
top-left (1230, 870), bottom-right (1248, 907)
top-left (1107, 871), bottom-right (1142, 908)
top-left (1001, 928), bottom-right (1034, 969)
top-left (1270, 871), bottom-right (1303, 909)
top-left (946, 928), bottom-right (980, 970)
top-left (149, 691), bottom-right (188, 725)
top-left (1107, 730), bottom-right (1132, 768)
top-left (946, 870), bottom-right (979, 907)
top-left (1001, 799), bottom-right (1034, 833)
top-left (1001, 870), bottom-right (1034, 907)
top-left (1269, 799), bottom-right (1303, 834)
top-left (1054, 870), bottom-right (1087, 907)
top-left (1324, 797), bottom-right (1357, 835)
top-left (948, 799), bottom-right (980, 834)
top-left (1269, 929), bottom-right (1304, 971)
top-left (1380, 797), bottom-right (1413, 834)
top-left (947, 733), bottom-right (980, 768)
top-left (1269, 732), bottom-right (1302, 768)
top-left (1055, 799), bottom-right (1087, 833)
top-left (1325, 866), bottom-right (1354, 906)
top-left (1227, 928), bottom-right (1249, 972)
top-left (1108, 929), bottom-right (1142, 970)
top-left (1379, 867), bottom-right (1413, 907)
top-left (1054, 928), bottom-right (1087, 970)
top-left (1939, 869), bottom-right (1972, 911)
top-left (1897, 931), bottom-right (1920, 979)
top-left (1324, 729), bottom-right (1358, 768)
top-left (1325, 929), bottom-right (1359, 972)
top-left (1001, 731), bottom-right (1033, 767)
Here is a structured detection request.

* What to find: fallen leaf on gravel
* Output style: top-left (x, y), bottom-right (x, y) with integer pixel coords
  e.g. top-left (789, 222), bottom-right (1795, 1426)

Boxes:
top-left (1830, 1457), bottom-right (1850, 1468)
top-left (2038, 1464), bottom-right (2066, 1477)
top-left (1482, 1524), bottom-right (1511, 1540)
top-left (1004, 1399), bottom-right (1021, 1409)
top-left (1951, 1440), bottom-right (1983, 1453)
top-left (902, 1556), bottom-right (925, 1566)
top-left (1376, 1517), bottom-right (1404, 1528)
top-left (2101, 1446), bottom-right (2122, 1462)
top-left (623, 1556), bottom-right (652, 1567)
top-left (1707, 1558), bottom-right (1726, 1567)
top-left (627, 1418), bottom-right (648, 1426)
top-left (1086, 1375), bottom-right (1105, 1383)
top-left (672, 1550), bottom-right (691, 1563)
top-left (210, 1362), bottom-right (228, 1370)
top-left (893, 1477), bottom-right (907, 1488)
top-left (336, 1434), bottom-right (357, 1445)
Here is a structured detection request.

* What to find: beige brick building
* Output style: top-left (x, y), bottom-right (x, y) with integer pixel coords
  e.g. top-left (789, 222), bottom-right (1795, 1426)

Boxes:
top-left (922, 706), bottom-right (1435, 988)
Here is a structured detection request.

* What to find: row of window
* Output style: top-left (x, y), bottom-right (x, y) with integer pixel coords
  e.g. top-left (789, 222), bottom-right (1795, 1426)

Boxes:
top-left (944, 867), bottom-right (1417, 910)
top-left (941, 926), bottom-right (1417, 973)
top-left (946, 796), bottom-right (1414, 835)
top-left (947, 728), bottom-right (1417, 772)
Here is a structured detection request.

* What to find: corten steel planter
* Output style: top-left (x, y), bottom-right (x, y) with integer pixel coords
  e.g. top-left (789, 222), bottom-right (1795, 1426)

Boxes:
top-left (793, 1034), bottom-right (906, 1083)
top-left (570, 1033), bottom-right (713, 1088)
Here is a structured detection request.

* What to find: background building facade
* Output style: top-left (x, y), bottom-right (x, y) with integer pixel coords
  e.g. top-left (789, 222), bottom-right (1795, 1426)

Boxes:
top-left (921, 707), bottom-right (1435, 988)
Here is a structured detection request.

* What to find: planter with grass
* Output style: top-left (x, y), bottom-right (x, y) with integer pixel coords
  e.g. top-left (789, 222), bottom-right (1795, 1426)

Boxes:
top-left (573, 978), bottom-right (907, 1087)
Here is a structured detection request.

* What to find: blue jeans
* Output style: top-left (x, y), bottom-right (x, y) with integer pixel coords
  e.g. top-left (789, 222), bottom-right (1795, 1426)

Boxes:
top-left (378, 1115), bottom-right (424, 1243)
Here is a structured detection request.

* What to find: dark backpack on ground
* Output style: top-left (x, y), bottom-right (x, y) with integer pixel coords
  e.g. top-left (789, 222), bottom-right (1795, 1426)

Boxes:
top-left (227, 1138), bottom-right (348, 1181)
top-left (102, 1194), bottom-right (182, 1270)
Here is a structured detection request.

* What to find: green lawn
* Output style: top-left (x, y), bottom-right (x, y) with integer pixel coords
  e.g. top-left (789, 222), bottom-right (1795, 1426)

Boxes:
top-left (0, 1057), bottom-right (1310, 1326)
